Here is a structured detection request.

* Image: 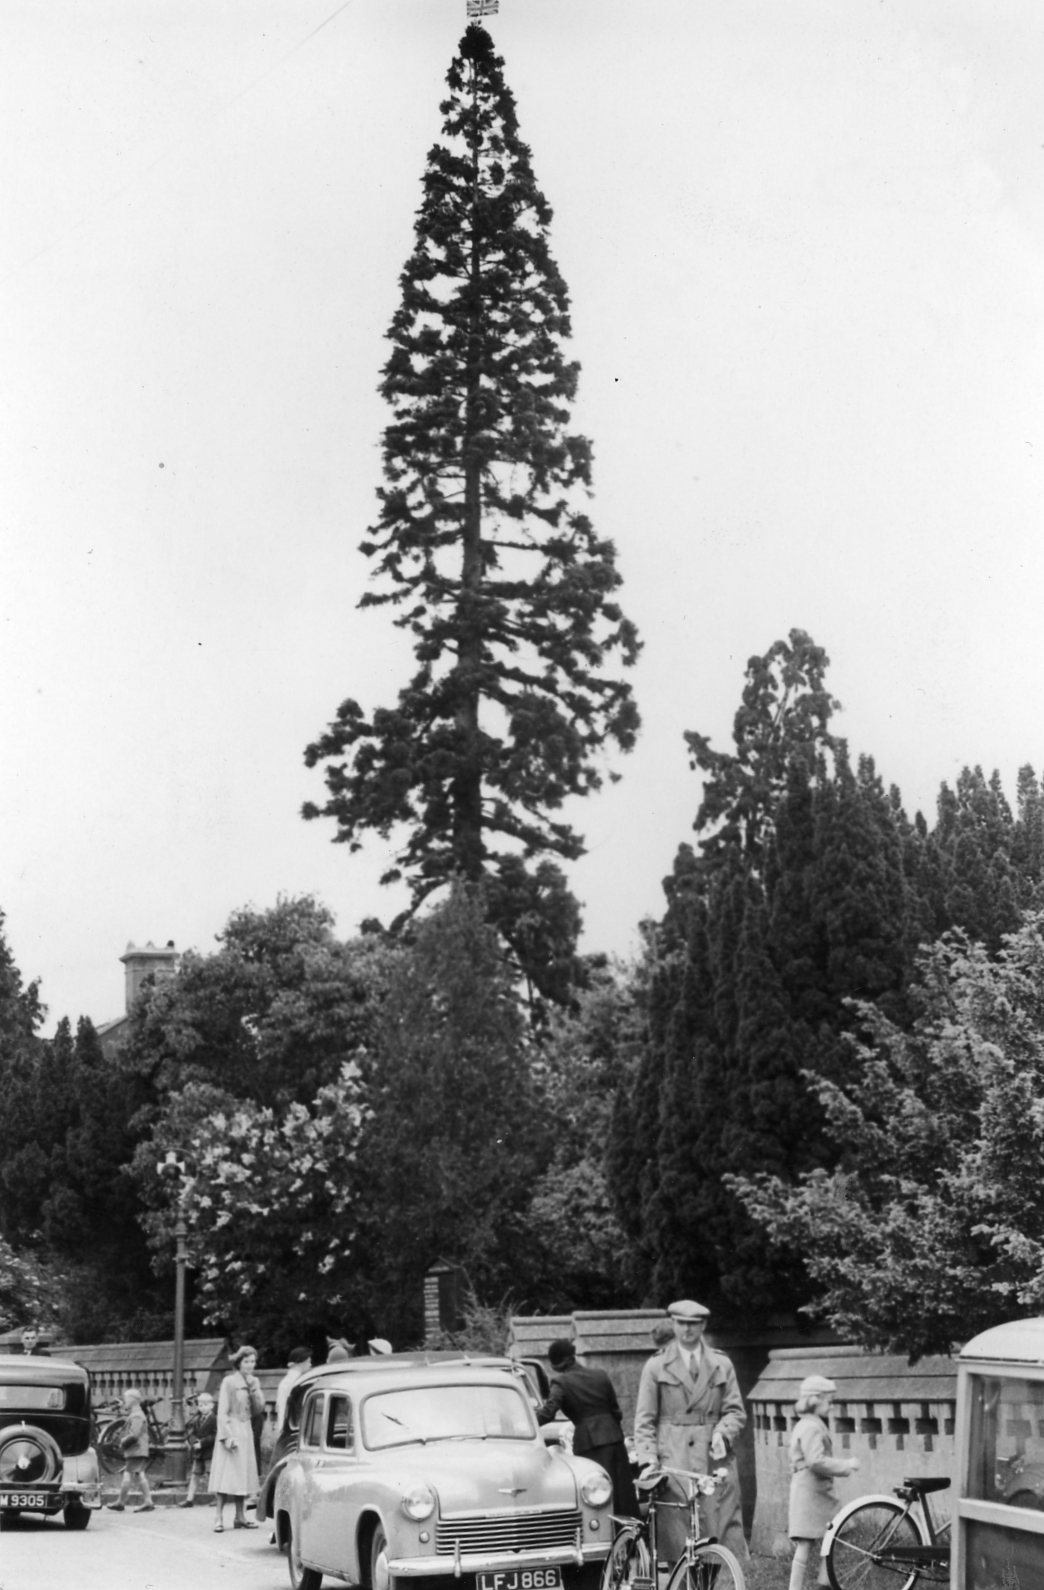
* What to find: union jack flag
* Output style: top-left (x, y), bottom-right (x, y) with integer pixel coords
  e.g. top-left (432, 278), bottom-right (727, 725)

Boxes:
top-left (467, 0), bottom-right (499, 16)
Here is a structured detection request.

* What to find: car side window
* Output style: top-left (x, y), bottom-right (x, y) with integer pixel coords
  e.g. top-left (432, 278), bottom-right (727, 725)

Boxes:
top-left (301, 1392), bottom-right (325, 1449)
top-left (326, 1395), bottom-right (353, 1451)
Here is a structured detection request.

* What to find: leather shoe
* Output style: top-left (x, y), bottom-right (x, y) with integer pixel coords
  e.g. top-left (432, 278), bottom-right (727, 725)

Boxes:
top-left (133, 1503), bottom-right (155, 1512)
top-left (234, 1518), bottom-right (259, 1528)
top-left (106, 1503), bottom-right (125, 1511)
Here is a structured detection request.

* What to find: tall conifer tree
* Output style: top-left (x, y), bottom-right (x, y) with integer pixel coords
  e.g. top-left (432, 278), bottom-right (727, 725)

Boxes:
top-left (305, 26), bottom-right (639, 991)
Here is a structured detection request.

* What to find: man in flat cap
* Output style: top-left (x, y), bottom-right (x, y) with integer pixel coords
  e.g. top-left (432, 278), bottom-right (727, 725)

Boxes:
top-left (633, 1299), bottom-right (747, 1560)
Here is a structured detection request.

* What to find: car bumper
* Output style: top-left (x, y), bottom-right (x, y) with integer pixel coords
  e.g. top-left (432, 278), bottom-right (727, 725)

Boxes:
top-left (0, 1482), bottom-right (102, 1513)
top-left (388, 1543), bottom-right (610, 1578)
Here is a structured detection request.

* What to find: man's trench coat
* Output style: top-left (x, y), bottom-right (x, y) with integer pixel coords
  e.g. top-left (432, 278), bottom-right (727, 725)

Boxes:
top-left (633, 1340), bottom-right (747, 1560)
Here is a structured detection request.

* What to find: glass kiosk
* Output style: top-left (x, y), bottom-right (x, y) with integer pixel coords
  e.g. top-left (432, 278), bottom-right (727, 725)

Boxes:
top-left (956, 1319), bottom-right (1044, 1587)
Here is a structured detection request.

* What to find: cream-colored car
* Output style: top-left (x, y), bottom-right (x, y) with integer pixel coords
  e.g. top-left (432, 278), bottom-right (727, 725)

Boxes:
top-left (272, 1362), bottom-right (613, 1590)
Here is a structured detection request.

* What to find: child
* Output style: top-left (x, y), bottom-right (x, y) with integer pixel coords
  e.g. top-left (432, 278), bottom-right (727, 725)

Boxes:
top-left (179, 1391), bottom-right (217, 1507)
top-left (105, 1388), bottom-right (155, 1513)
top-left (788, 1374), bottom-right (859, 1590)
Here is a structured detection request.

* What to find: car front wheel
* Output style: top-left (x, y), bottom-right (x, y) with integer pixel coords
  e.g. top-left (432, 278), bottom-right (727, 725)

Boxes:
top-left (64, 1501), bottom-right (92, 1530)
top-left (287, 1518), bottom-right (323, 1590)
top-left (370, 1523), bottom-right (396, 1590)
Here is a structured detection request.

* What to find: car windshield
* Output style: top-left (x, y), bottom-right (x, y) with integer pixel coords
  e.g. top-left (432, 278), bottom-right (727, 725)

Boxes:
top-left (362, 1383), bottom-right (535, 1450)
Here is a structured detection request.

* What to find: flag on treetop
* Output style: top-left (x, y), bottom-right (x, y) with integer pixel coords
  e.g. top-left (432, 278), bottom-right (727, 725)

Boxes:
top-left (467, 0), bottom-right (499, 16)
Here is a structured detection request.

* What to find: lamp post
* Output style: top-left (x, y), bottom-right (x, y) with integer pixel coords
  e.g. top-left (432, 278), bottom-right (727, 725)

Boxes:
top-left (158, 1152), bottom-right (191, 1488)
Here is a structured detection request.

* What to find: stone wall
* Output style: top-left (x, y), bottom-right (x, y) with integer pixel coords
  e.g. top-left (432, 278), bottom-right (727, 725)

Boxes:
top-left (748, 1345), bottom-right (957, 1552)
top-left (33, 1338), bottom-right (283, 1440)
top-left (510, 1311), bottom-right (958, 1553)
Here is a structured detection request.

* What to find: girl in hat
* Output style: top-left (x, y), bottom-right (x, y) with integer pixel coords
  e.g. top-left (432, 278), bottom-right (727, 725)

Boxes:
top-left (788, 1374), bottom-right (860, 1590)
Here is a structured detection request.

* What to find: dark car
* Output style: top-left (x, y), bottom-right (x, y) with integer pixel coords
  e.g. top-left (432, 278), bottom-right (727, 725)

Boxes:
top-left (0, 1353), bottom-right (101, 1528)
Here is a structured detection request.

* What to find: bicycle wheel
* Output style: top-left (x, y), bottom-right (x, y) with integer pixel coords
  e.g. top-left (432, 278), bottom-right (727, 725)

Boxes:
top-left (664, 1543), bottom-right (745, 1590)
top-left (825, 1500), bottom-right (923, 1590)
top-left (96, 1418), bottom-right (128, 1475)
top-left (601, 1523), bottom-right (652, 1590)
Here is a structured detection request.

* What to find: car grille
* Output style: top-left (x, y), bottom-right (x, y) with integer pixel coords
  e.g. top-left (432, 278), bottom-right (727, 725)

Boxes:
top-left (436, 1510), bottom-right (583, 1556)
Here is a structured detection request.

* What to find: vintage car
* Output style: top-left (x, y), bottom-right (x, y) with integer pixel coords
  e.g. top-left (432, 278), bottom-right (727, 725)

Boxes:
top-left (271, 1360), bottom-right (613, 1590)
top-left (0, 1353), bottom-right (101, 1529)
top-left (258, 1352), bottom-right (551, 1524)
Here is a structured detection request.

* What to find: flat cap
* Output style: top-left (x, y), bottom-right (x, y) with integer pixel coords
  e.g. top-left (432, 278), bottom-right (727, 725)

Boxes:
top-left (667, 1299), bottom-right (710, 1320)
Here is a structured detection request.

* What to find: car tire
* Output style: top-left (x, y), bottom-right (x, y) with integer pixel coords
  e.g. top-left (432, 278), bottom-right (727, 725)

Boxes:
top-left (0, 1424), bottom-right (63, 1486)
top-left (287, 1518), bottom-right (324, 1590)
top-left (63, 1501), bottom-right (92, 1530)
top-left (370, 1523), bottom-right (395, 1590)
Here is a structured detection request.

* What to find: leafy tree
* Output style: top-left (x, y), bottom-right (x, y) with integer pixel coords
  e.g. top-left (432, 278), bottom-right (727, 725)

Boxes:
top-left (609, 635), bottom-right (924, 1321)
top-left (351, 885), bottom-right (548, 1340)
top-left (138, 1067), bottom-right (369, 1348)
top-left (303, 25), bottom-right (639, 992)
top-left (0, 1237), bottom-right (66, 1334)
top-left (926, 767), bottom-right (1020, 950)
top-left (730, 916), bottom-right (1044, 1358)
top-left (124, 896), bottom-right (399, 1110)
top-left (683, 629), bottom-right (839, 868)
top-left (523, 960), bottom-right (643, 1308)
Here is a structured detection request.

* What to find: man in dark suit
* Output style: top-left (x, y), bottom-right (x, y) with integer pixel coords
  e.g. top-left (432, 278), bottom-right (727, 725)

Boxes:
top-left (536, 1338), bottom-right (639, 1518)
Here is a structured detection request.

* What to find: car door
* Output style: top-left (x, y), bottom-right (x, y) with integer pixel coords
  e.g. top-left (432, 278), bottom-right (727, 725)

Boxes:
top-left (306, 1392), bottom-right (360, 1575)
top-left (293, 1390), bottom-right (330, 1569)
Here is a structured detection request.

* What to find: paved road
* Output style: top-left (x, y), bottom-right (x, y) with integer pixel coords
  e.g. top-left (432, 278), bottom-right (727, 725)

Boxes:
top-left (0, 1505), bottom-right (289, 1590)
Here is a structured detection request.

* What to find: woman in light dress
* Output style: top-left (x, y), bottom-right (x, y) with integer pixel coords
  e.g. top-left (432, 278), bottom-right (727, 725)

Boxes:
top-left (209, 1344), bottom-right (265, 1532)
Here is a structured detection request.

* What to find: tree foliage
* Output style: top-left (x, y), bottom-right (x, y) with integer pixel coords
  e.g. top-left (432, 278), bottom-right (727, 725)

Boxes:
top-left (303, 25), bottom-right (639, 997)
top-left (137, 1067), bottom-right (369, 1345)
top-left (124, 896), bottom-right (396, 1111)
top-left (350, 884), bottom-right (549, 1341)
top-left (730, 916), bottom-right (1044, 1357)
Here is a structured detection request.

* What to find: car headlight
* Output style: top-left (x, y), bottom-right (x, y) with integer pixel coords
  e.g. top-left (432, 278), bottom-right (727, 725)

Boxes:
top-left (580, 1471), bottom-right (612, 1508)
top-left (401, 1483), bottom-right (436, 1521)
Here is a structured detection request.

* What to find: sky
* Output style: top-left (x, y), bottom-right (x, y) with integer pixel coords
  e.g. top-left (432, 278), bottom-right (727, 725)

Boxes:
top-left (2, 0), bottom-right (1043, 1034)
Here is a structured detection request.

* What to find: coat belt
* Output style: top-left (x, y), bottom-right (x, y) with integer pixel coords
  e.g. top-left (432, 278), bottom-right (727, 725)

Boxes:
top-left (663, 1414), bottom-right (711, 1426)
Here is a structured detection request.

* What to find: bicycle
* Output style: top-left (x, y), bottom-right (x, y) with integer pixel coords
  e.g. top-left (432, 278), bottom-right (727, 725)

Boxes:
top-left (601, 1465), bottom-right (746, 1590)
top-left (96, 1393), bottom-right (199, 1477)
top-left (822, 1475), bottom-right (951, 1590)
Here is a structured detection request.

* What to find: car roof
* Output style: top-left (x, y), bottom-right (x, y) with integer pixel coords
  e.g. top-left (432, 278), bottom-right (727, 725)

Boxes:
top-left (296, 1353), bottom-right (528, 1387)
top-left (297, 1360), bottom-right (530, 1395)
top-left (0, 1353), bottom-right (90, 1386)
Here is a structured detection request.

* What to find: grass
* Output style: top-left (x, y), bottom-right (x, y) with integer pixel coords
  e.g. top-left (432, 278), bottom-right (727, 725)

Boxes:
top-left (743, 1554), bottom-right (792, 1590)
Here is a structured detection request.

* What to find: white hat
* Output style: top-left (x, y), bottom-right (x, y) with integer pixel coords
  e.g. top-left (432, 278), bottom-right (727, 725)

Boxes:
top-left (798, 1375), bottom-right (837, 1398)
top-left (367, 1337), bottom-right (392, 1355)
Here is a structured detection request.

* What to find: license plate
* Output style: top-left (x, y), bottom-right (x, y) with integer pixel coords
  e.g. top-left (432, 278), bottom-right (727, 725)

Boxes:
top-left (0, 1491), bottom-right (51, 1509)
top-left (477, 1571), bottom-right (563, 1590)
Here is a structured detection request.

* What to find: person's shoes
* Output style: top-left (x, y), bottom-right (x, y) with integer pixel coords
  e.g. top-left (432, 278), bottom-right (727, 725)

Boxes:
top-left (178, 1499), bottom-right (194, 1508)
top-left (214, 1522), bottom-right (224, 1532)
top-left (106, 1503), bottom-right (125, 1511)
top-left (133, 1504), bottom-right (155, 1512)
top-left (234, 1518), bottom-right (258, 1528)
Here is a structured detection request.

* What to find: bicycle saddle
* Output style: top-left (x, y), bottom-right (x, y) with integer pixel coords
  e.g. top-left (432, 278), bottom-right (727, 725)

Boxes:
top-left (901, 1477), bottom-right (951, 1494)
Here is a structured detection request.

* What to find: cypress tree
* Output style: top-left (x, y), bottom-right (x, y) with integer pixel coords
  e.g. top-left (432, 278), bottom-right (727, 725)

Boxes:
top-left (304, 26), bottom-right (640, 991)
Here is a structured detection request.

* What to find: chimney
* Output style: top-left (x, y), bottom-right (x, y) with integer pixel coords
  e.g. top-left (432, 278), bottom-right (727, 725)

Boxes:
top-left (120, 940), bottom-right (179, 1013)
